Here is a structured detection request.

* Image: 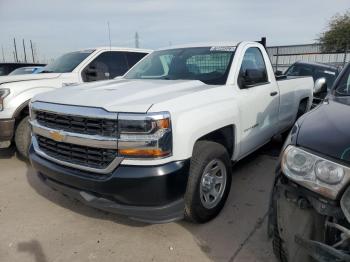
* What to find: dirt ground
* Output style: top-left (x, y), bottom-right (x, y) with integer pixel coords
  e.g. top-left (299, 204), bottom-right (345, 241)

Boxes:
top-left (0, 141), bottom-right (281, 262)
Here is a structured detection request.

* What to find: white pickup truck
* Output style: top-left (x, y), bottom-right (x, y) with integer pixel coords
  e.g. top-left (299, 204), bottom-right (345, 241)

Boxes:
top-left (29, 41), bottom-right (314, 223)
top-left (0, 47), bottom-right (150, 157)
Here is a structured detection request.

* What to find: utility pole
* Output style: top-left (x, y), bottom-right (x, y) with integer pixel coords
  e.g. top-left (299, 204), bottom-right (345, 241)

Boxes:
top-left (107, 21), bottom-right (111, 50)
top-left (22, 39), bottom-right (27, 63)
top-left (30, 40), bottom-right (35, 63)
top-left (1, 45), bottom-right (4, 62)
top-left (13, 38), bottom-right (18, 62)
top-left (135, 32), bottom-right (139, 48)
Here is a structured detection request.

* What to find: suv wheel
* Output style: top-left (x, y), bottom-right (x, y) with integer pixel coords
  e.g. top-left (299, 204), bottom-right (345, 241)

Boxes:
top-left (184, 141), bottom-right (232, 223)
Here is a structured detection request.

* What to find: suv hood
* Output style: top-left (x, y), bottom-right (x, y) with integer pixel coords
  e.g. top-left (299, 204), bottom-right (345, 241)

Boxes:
top-left (0, 73), bottom-right (61, 85)
top-left (33, 79), bottom-right (214, 113)
top-left (297, 96), bottom-right (350, 164)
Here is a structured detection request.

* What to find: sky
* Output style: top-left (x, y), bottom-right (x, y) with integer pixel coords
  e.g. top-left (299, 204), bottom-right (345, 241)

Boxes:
top-left (0, 0), bottom-right (349, 63)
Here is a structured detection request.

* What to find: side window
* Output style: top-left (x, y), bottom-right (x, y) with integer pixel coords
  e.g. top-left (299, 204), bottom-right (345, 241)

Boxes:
top-left (82, 51), bottom-right (128, 82)
top-left (125, 52), bottom-right (148, 69)
top-left (238, 47), bottom-right (268, 88)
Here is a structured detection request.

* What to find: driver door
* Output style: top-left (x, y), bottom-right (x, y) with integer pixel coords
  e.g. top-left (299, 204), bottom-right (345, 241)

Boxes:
top-left (237, 47), bottom-right (279, 157)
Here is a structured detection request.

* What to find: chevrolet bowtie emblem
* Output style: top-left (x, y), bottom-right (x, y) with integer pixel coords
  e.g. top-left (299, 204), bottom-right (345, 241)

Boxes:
top-left (49, 130), bottom-right (65, 142)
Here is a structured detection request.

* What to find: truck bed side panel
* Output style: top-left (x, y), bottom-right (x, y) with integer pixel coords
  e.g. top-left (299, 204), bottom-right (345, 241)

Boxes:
top-left (277, 76), bottom-right (313, 132)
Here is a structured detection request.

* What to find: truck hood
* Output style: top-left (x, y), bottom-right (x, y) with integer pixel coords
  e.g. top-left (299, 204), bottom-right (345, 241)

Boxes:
top-left (33, 79), bottom-right (214, 113)
top-left (0, 73), bottom-right (61, 85)
top-left (297, 96), bottom-right (350, 164)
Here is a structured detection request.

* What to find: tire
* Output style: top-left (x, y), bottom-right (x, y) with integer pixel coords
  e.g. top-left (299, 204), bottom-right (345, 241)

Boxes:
top-left (184, 141), bottom-right (232, 223)
top-left (15, 116), bottom-right (31, 159)
top-left (273, 224), bottom-right (288, 262)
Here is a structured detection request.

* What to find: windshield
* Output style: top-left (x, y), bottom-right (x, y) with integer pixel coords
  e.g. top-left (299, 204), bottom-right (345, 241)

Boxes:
top-left (41, 50), bottom-right (94, 73)
top-left (286, 64), bottom-right (339, 89)
top-left (335, 66), bottom-right (350, 96)
top-left (124, 47), bottom-right (235, 85)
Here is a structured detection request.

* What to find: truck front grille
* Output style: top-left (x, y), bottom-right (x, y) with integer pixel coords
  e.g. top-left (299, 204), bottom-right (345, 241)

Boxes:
top-left (36, 111), bottom-right (118, 137)
top-left (37, 135), bottom-right (117, 170)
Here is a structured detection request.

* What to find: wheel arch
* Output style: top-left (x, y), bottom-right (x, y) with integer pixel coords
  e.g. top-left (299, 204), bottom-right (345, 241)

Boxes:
top-left (13, 100), bottom-right (30, 126)
top-left (195, 124), bottom-right (235, 158)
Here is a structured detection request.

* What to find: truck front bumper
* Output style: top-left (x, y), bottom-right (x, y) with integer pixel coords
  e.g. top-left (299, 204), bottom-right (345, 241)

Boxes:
top-left (269, 171), bottom-right (350, 261)
top-left (29, 145), bottom-right (190, 223)
top-left (0, 118), bottom-right (15, 145)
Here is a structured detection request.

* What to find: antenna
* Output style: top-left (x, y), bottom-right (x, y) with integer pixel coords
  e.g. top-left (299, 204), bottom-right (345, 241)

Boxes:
top-left (135, 32), bottom-right (139, 48)
top-left (107, 21), bottom-right (111, 50)
top-left (1, 45), bottom-right (4, 62)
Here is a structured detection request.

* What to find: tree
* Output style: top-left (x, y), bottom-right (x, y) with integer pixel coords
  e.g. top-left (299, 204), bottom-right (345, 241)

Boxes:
top-left (319, 10), bottom-right (350, 52)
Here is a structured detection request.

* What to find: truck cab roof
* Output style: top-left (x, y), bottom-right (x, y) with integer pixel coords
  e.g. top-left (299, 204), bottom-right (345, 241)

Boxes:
top-left (82, 47), bottom-right (152, 53)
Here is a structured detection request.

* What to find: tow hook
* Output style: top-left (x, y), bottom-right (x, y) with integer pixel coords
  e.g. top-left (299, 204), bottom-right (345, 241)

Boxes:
top-left (294, 235), bottom-right (350, 262)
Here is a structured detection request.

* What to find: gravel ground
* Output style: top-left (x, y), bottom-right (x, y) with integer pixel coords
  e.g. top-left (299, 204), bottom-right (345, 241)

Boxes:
top-left (0, 141), bottom-right (281, 262)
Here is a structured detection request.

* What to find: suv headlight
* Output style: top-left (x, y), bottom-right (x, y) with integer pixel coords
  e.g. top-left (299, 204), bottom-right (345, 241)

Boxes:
top-left (118, 112), bottom-right (172, 159)
top-left (0, 89), bottom-right (10, 111)
top-left (282, 145), bottom-right (350, 200)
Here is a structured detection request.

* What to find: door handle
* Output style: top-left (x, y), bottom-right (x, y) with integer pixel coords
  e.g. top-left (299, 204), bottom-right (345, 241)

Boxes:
top-left (270, 91), bottom-right (278, 96)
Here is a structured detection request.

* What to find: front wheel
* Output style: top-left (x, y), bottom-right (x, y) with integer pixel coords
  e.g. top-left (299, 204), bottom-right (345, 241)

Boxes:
top-left (15, 116), bottom-right (31, 159)
top-left (184, 141), bottom-right (232, 223)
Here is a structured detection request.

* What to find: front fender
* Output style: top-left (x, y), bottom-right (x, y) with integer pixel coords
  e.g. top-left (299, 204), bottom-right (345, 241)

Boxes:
top-left (171, 99), bottom-right (240, 160)
top-left (7, 86), bottom-right (59, 118)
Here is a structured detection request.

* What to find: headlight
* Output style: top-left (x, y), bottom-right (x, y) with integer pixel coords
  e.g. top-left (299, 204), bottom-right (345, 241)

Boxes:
top-left (0, 88), bottom-right (10, 111)
top-left (282, 145), bottom-right (350, 199)
top-left (118, 112), bottom-right (172, 159)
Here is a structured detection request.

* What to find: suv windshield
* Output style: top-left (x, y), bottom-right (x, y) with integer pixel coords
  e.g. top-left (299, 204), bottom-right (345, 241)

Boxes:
top-left (41, 50), bottom-right (94, 73)
top-left (124, 47), bottom-right (235, 85)
top-left (335, 66), bottom-right (350, 96)
top-left (286, 63), bottom-right (339, 89)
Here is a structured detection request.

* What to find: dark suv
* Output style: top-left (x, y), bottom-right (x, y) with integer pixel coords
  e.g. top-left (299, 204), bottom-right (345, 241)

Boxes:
top-left (269, 63), bottom-right (350, 261)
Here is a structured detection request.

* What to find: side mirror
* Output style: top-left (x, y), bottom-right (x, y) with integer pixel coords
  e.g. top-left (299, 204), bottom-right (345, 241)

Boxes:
top-left (240, 69), bottom-right (265, 88)
top-left (83, 63), bottom-right (110, 82)
top-left (86, 66), bottom-right (97, 77)
top-left (314, 77), bottom-right (328, 94)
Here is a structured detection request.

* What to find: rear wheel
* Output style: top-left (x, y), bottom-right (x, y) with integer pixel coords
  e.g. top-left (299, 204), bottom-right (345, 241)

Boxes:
top-left (15, 116), bottom-right (31, 159)
top-left (184, 141), bottom-right (232, 223)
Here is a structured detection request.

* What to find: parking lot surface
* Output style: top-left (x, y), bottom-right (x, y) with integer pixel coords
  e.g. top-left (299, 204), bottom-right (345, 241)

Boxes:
top-left (0, 142), bottom-right (281, 262)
